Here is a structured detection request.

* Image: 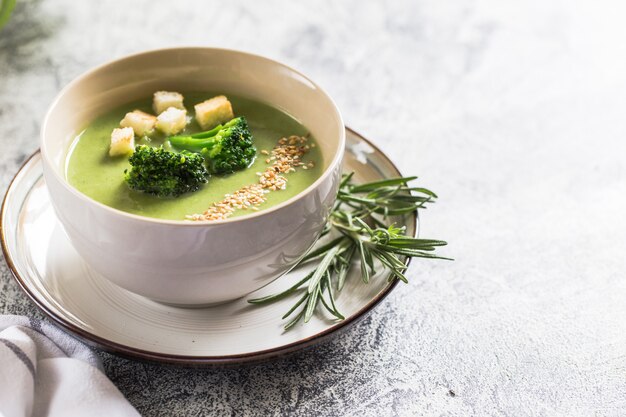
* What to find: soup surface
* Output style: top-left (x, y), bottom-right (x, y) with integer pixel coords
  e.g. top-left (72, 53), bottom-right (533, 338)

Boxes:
top-left (66, 93), bottom-right (323, 220)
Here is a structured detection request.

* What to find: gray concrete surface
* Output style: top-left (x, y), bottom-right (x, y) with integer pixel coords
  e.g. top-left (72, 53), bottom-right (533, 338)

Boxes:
top-left (1, 0), bottom-right (625, 415)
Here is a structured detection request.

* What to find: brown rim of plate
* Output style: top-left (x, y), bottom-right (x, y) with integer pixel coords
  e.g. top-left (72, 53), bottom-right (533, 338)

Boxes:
top-left (0, 127), bottom-right (417, 366)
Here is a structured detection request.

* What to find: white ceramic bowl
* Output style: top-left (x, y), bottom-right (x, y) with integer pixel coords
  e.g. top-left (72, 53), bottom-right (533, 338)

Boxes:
top-left (41, 48), bottom-right (345, 306)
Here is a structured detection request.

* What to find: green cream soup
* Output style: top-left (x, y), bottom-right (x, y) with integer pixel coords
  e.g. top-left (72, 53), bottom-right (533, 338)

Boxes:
top-left (66, 93), bottom-right (323, 220)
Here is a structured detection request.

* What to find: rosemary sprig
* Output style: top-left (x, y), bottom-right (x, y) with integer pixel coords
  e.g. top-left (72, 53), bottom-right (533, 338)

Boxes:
top-left (248, 173), bottom-right (449, 330)
top-left (0, 0), bottom-right (16, 31)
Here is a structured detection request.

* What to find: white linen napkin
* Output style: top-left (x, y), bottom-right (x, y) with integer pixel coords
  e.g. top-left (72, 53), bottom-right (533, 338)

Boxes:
top-left (0, 315), bottom-right (140, 417)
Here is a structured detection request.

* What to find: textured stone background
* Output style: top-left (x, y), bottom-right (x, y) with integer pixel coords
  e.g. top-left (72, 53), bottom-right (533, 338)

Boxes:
top-left (2, 0), bottom-right (626, 416)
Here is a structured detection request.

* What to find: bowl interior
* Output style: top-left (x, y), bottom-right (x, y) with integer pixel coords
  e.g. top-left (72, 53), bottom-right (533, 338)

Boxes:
top-left (42, 48), bottom-right (343, 187)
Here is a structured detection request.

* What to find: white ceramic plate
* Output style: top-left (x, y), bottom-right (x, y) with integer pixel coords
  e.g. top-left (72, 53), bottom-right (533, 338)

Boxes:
top-left (1, 128), bottom-right (416, 365)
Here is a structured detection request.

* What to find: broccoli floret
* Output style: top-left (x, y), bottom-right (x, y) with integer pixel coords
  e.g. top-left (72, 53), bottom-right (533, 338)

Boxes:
top-left (168, 117), bottom-right (256, 174)
top-left (124, 145), bottom-right (209, 197)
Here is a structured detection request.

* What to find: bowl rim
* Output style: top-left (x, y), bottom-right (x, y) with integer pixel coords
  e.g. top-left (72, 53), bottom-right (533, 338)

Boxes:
top-left (40, 46), bottom-right (346, 226)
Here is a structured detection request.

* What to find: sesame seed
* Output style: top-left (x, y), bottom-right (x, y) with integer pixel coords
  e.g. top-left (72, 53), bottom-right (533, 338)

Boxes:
top-left (187, 135), bottom-right (315, 221)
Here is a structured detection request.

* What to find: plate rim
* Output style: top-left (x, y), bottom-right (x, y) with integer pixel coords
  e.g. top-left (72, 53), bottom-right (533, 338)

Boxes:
top-left (1, 127), bottom-right (417, 365)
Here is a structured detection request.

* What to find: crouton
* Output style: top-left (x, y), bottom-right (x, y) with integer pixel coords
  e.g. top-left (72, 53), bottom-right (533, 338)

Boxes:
top-left (194, 95), bottom-right (234, 130)
top-left (153, 91), bottom-right (185, 115)
top-left (120, 110), bottom-right (156, 136)
top-left (155, 107), bottom-right (187, 135)
top-left (109, 127), bottom-right (135, 157)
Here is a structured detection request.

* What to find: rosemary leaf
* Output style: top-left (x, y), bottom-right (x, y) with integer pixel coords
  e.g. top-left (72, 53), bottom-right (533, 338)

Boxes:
top-left (324, 271), bottom-right (344, 319)
top-left (307, 245), bottom-right (341, 294)
top-left (282, 292), bottom-right (309, 320)
top-left (300, 236), bottom-right (345, 263)
top-left (337, 244), bottom-right (356, 291)
top-left (284, 309), bottom-right (305, 330)
top-left (357, 239), bottom-right (370, 283)
top-left (248, 270), bottom-right (314, 304)
top-left (304, 283), bottom-right (321, 323)
top-left (349, 176), bottom-right (417, 192)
